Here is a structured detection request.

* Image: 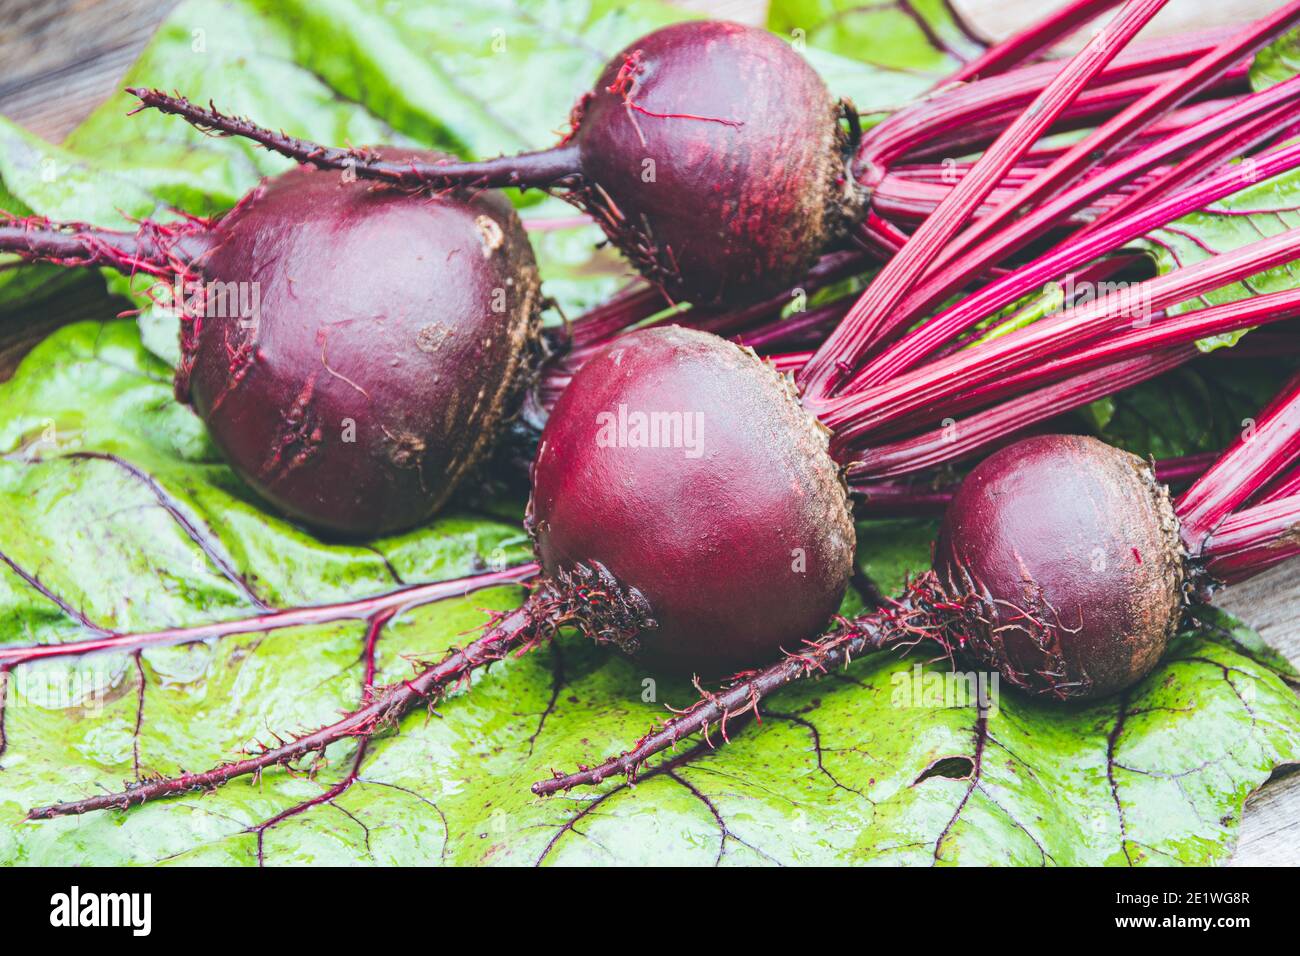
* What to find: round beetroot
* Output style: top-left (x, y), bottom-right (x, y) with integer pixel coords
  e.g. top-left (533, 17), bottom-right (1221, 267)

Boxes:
top-left (183, 152), bottom-right (541, 536)
top-left (934, 434), bottom-right (1185, 699)
top-left (571, 21), bottom-right (863, 305)
top-left (528, 325), bottom-right (855, 674)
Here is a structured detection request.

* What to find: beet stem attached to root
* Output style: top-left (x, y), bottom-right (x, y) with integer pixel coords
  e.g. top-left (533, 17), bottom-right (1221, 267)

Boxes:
top-left (797, 0), bottom-right (1171, 402)
top-left (130, 24), bottom-right (1239, 311)
top-left (129, 89), bottom-right (585, 190)
top-left (1177, 371), bottom-right (1300, 549)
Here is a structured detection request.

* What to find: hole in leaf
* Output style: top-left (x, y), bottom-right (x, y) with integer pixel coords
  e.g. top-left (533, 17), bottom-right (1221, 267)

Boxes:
top-left (912, 756), bottom-right (975, 785)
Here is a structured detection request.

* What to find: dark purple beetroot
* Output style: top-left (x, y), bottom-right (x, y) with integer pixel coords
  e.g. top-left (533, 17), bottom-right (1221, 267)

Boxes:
top-left (934, 434), bottom-right (1185, 699)
top-left (572, 21), bottom-right (862, 304)
top-left (527, 325), bottom-right (855, 674)
top-left (184, 151), bottom-right (541, 536)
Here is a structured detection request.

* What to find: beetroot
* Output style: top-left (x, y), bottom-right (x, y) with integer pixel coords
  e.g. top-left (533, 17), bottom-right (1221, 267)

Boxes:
top-left (1, 151), bottom-right (541, 536)
top-left (562, 21), bottom-right (863, 304)
top-left (528, 326), bottom-right (854, 673)
top-left (185, 156), bottom-right (540, 535)
top-left (933, 435), bottom-right (1184, 698)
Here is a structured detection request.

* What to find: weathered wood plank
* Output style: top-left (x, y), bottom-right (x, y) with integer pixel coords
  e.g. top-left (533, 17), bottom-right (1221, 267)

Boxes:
top-left (0, 0), bottom-right (177, 142)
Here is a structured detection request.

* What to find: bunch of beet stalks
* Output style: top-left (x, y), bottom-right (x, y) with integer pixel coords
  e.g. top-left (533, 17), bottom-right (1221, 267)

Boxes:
top-left (4, 0), bottom-right (1300, 818)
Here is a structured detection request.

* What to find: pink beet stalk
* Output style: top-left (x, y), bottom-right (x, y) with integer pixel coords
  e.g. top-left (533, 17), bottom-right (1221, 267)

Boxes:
top-left (848, 135), bottom-right (1300, 390)
top-left (798, 0), bottom-right (1170, 402)
top-left (818, 8), bottom-right (1300, 400)
top-left (1258, 464), bottom-right (1300, 504)
top-left (1202, 495), bottom-right (1300, 583)
top-left (857, 29), bottom-right (1237, 174)
top-left (944, 0), bottom-right (1127, 84)
top-left (857, 73), bottom-right (1300, 368)
top-left (1075, 104), bottom-right (1300, 239)
top-left (846, 348), bottom-right (1191, 481)
top-left (857, 283), bottom-right (1300, 447)
top-left (842, 276), bottom-right (1300, 480)
top-left (822, 226), bottom-right (1300, 450)
top-left (918, 2), bottom-right (1300, 292)
top-left (855, 451), bottom-right (1217, 517)
top-left (1177, 372), bottom-right (1300, 550)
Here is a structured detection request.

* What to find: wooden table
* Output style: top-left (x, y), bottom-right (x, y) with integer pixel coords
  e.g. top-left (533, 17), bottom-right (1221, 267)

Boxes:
top-left (1, 0), bottom-right (1296, 866)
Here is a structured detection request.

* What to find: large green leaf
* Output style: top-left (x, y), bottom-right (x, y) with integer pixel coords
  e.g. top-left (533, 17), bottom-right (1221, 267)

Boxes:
top-left (0, 0), bottom-right (1297, 867)
top-left (0, 320), bottom-right (1297, 866)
